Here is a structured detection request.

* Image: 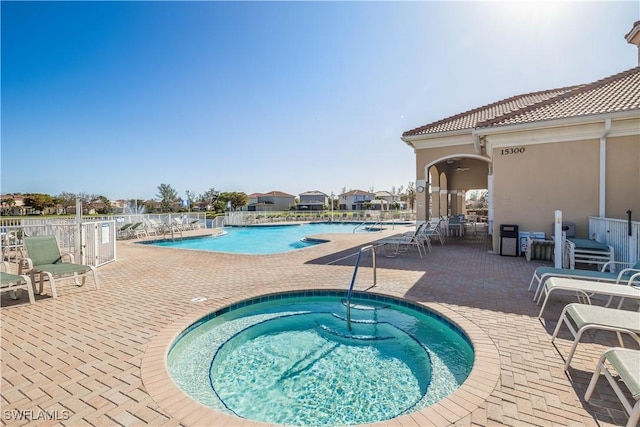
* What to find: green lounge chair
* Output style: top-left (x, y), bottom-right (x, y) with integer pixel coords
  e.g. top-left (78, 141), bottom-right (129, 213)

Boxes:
top-left (550, 303), bottom-right (640, 370)
top-left (585, 348), bottom-right (640, 427)
top-left (528, 259), bottom-right (640, 301)
top-left (20, 236), bottom-right (99, 298)
top-left (1, 261), bottom-right (35, 304)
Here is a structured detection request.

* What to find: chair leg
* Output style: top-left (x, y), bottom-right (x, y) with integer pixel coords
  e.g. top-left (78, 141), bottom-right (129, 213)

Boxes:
top-left (25, 277), bottom-right (35, 304)
top-left (584, 353), bottom-right (606, 402)
top-left (527, 273), bottom-right (538, 292)
top-left (42, 272), bottom-right (58, 298)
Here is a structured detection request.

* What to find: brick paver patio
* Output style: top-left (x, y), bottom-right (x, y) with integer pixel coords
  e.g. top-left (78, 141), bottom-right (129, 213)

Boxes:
top-left (1, 223), bottom-right (637, 426)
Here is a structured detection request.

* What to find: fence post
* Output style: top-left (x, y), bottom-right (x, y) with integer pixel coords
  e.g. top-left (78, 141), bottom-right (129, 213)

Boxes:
top-left (75, 199), bottom-right (82, 263)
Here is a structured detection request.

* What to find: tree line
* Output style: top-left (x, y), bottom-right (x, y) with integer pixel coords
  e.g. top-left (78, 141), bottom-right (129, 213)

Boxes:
top-left (2, 182), bottom-right (417, 215)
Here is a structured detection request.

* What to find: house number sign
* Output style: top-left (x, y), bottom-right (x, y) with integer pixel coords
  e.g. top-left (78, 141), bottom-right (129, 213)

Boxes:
top-left (500, 147), bottom-right (525, 155)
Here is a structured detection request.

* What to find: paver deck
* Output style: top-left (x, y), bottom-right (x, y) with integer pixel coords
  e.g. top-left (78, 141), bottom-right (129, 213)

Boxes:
top-left (2, 223), bottom-right (638, 426)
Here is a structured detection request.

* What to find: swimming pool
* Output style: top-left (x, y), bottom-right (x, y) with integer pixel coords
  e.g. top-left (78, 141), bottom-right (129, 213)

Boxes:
top-left (141, 222), bottom-right (404, 255)
top-left (167, 291), bottom-right (474, 426)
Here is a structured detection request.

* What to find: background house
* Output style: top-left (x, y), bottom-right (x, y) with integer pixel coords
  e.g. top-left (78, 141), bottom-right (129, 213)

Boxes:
top-left (297, 191), bottom-right (328, 211)
top-left (0, 194), bottom-right (26, 216)
top-left (401, 21), bottom-right (640, 253)
top-left (338, 190), bottom-right (375, 210)
top-left (247, 191), bottom-right (296, 212)
top-left (374, 190), bottom-right (406, 210)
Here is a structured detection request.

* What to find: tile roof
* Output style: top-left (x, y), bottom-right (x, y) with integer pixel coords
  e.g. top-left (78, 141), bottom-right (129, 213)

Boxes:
top-left (341, 190), bottom-right (375, 196)
top-left (403, 66), bottom-right (640, 137)
top-left (299, 190), bottom-right (327, 196)
top-left (260, 191), bottom-right (295, 198)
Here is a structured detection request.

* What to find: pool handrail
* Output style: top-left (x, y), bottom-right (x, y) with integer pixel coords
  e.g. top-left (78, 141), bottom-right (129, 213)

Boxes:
top-left (346, 244), bottom-right (376, 331)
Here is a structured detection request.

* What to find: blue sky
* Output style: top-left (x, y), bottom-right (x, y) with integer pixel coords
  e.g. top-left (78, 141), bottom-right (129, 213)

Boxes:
top-left (2, 1), bottom-right (638, 201)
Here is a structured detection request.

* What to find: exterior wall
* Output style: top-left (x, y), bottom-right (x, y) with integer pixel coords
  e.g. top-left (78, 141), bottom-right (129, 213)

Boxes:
top-left (606, 134), bottom-right (640, 218)
top-left (299, 195), bottom-right (327, 205)
top-left (409, 116), bottom-right (639, 253)
top-left (490, 139), bottom-right (600, 250)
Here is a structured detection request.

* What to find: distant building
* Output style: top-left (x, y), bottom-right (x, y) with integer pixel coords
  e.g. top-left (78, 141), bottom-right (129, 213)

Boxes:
top-left (247, 191), bottom-right (296, 211)
top-left (0, 194), bottom-right (26, 216)
top-left (296, 191), bottom-right (329, 211)
top-left (338, 190), bottom-right (375, 211)
top-left (374, 191), bottom-right (406, 210)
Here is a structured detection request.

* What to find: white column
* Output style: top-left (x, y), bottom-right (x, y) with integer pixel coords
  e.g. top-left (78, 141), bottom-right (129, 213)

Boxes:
top-left (554, 210), bottom-right (563, 268)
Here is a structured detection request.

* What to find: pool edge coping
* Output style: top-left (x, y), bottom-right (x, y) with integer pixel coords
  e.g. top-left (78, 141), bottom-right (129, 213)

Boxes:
top-left (140, 290), bottom-right (500, 427)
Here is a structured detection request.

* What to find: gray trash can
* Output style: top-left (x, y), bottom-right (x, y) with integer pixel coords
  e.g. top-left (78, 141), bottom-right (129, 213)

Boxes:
top-left (500, 224), bottom-right (519, 256)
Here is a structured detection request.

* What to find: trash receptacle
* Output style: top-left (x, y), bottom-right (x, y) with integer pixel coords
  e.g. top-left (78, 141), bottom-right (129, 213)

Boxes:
top-left (500, 224), bottom-right (519, 256)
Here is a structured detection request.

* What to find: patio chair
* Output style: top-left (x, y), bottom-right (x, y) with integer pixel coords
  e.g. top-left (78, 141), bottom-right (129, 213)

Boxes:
top-left (129, 222), bottom-right (148, 238)
top-left (1, 261), bottom-right (35, 304)
top-left (584, 347), bottom-right (640, 427)
top-left (117, 223), bottom-right (134, 239)
top-left (536, 275), bottom-right (640, 319)
top-left (528, 259), bottom-right (640, 301)
top-left (378, 223), bottom-right (428, 258)
top-left (423, 219), bottom-right (445, 246)
top-left (173, 217), bottom-right (187, 231)
top-left (20, 236), bottom-right (99, 298)
top-left (447, 216), bottom-right (464, 237)
top-left (550, 303), bottom-right (640, 370)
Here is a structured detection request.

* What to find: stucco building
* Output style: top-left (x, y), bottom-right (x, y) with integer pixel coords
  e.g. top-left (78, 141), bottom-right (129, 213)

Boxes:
top-left (402, 21), bottom-right (640, 253)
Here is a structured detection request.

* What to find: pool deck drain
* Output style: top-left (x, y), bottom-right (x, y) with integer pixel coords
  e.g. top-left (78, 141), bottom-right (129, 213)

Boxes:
top-left (2, 224), bottom-right (637, 426)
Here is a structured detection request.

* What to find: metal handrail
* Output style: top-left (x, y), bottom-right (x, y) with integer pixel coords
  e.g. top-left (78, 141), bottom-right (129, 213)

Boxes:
top-left (346, 244), bottom-right (377, 331)
top-left (352, 221), bottom-right (385, 233)
top-left (352, 222), bottom-right (367, 233)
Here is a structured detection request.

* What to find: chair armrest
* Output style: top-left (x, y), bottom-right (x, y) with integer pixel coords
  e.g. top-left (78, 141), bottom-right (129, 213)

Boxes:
top-left (17, 257), bottom-right (34, 274)
top-left (0, 261), bottom-right (8, 273)
top-left (601, 260), bottom-right (632, 272)
top-left (61, 252), bottom-right (75, 263)
top-left (619, 269), bottom-right (640, 284)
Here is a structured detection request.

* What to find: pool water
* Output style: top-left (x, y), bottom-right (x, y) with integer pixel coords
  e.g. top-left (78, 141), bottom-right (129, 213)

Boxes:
top-left (168, 292), bottom-right (474, 426)
top-left (143, 222), bottom-right (404, 254)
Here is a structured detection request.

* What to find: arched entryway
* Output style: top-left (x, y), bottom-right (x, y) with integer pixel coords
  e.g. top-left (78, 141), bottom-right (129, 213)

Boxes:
top-left (422, 154), bottom-right (492, 231)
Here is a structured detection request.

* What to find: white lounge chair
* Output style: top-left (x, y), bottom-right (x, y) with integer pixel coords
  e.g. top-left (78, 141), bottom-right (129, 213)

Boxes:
top-left (536, 275), bottom-right (640, 319)
top-left (550, 303), bottom-right (640, 370)
top-left (585, 348), bottom-right (640, 427)
top-left (423, 219), bottom-right (445, 246)
top-left (528, 259), bottom-right (640, 301)
top-left (378, 223), bottom-right (428, 258)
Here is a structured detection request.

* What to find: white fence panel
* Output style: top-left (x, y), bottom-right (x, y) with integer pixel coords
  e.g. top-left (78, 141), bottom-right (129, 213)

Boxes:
top-left (2, 219), bottom-right (116, 267)
top-left (82, 221), bottom-right (117, 267)
top-left (589, 216), bottom-right (640, 265)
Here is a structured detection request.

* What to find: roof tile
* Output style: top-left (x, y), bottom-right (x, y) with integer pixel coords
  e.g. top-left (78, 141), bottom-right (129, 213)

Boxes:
top-left (403, 66), bottom-right (640, 137)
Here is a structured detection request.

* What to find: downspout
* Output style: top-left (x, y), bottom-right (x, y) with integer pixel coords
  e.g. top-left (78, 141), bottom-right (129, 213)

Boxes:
top-left (599, 118), bottom-right (611, 218)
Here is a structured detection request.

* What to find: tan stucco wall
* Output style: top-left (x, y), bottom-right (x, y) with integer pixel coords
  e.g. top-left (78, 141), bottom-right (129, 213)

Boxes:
top-left (606, 134), bottom-right (640, 218)
top-left (491, 139), bottom-right (600, 250)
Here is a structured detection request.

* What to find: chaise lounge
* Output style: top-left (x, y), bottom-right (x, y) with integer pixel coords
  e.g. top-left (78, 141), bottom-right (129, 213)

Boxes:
top-left (585, 347), bottom-right (640, 427)
top-left (1, 261), bottom-right (35, 304)
top-left (20, 236), bottom-right (99, 298)
top-left (550, 303), bottom-right (640, 370)
top-left (528, 259), bottom-right (640, 301)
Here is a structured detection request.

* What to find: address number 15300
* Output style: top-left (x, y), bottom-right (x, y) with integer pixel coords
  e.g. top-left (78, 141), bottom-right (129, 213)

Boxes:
top-left (500, 147), bottom-right (525, 155)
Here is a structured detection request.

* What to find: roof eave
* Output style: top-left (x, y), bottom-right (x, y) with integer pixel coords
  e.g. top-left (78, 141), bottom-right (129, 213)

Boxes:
top-left (473, 109), bottom-right (640, 137)
top-left (401, 128), bottom-right (473, 148)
